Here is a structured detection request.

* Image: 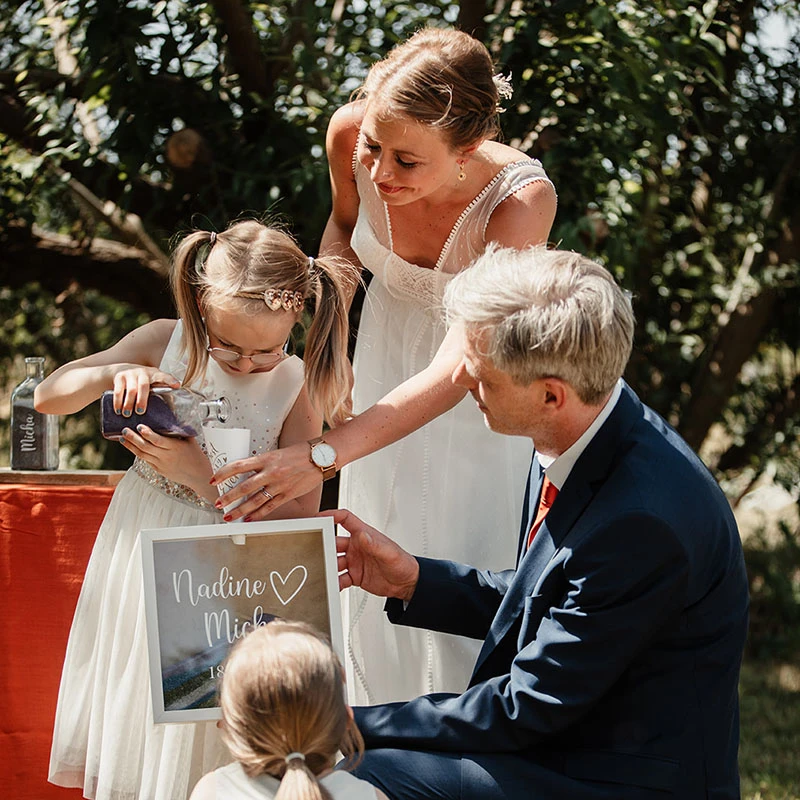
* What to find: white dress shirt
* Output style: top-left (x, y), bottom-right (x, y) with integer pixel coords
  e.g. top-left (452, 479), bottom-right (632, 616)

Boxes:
top-left (536, 379), bottom-right (623, 491)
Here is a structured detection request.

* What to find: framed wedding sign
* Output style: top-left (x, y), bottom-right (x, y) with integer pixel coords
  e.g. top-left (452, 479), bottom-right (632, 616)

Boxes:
top-left (140, 517), bottom-right (342, 723)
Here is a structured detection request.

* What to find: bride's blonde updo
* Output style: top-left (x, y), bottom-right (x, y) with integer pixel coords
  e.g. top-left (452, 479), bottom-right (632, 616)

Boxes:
top-left (356, 28), bottom-right (509, 150)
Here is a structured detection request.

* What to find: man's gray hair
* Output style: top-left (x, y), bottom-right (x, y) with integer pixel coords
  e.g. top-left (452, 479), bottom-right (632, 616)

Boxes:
top-left (443, 245), bottom-right (634, 405)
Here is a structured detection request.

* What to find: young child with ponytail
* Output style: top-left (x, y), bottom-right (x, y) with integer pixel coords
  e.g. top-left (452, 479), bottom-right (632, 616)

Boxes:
top-left (38, 219), bottom-right (359, 800)
top-left (189, 621), bottom-right (388, 800)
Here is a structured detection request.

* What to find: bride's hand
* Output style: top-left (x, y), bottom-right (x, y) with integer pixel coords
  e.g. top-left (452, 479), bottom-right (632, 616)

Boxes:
top-left (211, 442), bottom-right (321, 521)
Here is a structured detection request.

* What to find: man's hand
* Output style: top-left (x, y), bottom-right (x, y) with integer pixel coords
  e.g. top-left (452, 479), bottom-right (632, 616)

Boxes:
top-left (325, 509), bottom-right (419, 602)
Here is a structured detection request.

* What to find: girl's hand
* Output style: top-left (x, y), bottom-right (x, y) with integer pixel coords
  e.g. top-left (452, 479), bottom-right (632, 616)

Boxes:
top-left (111, 367), bottom-right (180, 419)
top-left (120, 425), bottom-right (214, 499)
top-left (211, 442), bottom-right (320, 521)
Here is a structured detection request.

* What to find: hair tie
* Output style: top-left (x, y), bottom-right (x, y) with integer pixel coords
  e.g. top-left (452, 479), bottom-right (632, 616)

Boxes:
top-left (195, 234), bottom-right (216, 276)
top-left (285, 752), bottom-right (306, 765)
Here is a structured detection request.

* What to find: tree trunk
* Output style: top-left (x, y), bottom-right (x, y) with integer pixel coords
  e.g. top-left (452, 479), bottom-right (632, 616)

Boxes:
top-left (680, 288), bottom-right (777, 451)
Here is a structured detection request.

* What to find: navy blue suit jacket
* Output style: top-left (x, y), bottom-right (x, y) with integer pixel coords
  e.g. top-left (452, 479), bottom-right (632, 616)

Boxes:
top-left (355, 383), bottom-right (749, 799)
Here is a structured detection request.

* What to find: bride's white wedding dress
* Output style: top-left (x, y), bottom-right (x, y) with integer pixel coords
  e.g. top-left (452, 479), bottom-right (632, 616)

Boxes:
top-left (339, 156), bottom-right (554, 704)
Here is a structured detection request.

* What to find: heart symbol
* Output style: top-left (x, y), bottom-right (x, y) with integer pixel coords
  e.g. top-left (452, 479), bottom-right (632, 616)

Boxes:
top-left (270, 565), bottom-right (308, 606)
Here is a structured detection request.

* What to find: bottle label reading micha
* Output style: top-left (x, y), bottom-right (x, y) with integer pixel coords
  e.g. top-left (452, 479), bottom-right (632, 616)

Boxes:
top-left (10, 357), bottom-right (59, 470)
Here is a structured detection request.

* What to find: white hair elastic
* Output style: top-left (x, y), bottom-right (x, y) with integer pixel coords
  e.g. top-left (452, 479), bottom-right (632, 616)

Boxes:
top-left (285, 752), bottom-right (306, 764)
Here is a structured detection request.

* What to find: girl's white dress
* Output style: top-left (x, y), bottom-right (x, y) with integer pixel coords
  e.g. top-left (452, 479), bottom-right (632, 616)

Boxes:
top-left (206, 762), bottom-right (379, 799)
top-left (49, 322), bottom-right (305, 800)
top-left (339, 157), bottom-right (554, 705)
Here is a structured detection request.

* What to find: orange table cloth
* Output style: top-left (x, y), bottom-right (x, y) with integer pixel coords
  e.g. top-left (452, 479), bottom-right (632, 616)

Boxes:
top-left (1, 477), bottom-right (119, 798)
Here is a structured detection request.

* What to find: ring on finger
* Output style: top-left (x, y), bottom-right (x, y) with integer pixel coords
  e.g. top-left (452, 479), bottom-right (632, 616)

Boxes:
top-left (260, 487), bottom-right (273, 502)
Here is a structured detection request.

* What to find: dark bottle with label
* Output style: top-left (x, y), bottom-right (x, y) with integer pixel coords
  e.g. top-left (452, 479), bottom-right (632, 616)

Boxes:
top-left (10, 357), bottom-right (59, 470)
top-left (101, 387), bottom-right (230, 440)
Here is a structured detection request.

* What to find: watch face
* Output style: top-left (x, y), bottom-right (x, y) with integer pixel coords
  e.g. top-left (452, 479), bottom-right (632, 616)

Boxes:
top-left (311, 442), bottom-right (336, 468)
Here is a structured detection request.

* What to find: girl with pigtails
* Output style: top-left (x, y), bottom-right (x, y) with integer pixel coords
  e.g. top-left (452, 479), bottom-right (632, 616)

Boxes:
top-left (36, 219), bottom-right (359, 800)
top-left (189, 621), bottom-right (388, 800)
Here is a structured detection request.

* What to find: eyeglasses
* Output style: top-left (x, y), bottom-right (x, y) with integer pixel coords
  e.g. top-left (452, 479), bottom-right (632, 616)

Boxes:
top-left (206, 336), bottom-right (288, 369)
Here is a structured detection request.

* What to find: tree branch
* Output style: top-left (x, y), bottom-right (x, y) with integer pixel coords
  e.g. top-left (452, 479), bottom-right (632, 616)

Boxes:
top-left (210, 0), bottom-right (273, 97)
top-left (61, 171), bottom-right (170, 274)
top-left (43, 0), bottom-right (102, 148)
top-left (1, 223), bottom-right (173, 317)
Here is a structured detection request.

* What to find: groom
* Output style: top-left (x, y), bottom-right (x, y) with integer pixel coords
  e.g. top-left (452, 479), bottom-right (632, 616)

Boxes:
top-left (333, 246), bottom-right (749, 799)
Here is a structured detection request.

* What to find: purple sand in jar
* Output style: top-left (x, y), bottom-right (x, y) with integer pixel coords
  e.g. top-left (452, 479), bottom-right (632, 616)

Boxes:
top-left (101, 392), bottom-right (198, 440)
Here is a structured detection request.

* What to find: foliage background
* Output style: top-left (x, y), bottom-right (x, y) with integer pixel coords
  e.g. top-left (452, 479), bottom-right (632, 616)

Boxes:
top-left (1, 2), bottom-right (798, 795)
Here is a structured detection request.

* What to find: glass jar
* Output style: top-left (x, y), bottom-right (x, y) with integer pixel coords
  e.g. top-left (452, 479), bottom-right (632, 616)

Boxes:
top-left (10, 356), bottom-right (59, 470)
top-left (101, 387), bottom-right (230, 440)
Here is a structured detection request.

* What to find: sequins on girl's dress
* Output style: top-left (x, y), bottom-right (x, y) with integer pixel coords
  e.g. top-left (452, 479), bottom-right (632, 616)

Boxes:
top-left (132, 457), bottom-right (221, 513)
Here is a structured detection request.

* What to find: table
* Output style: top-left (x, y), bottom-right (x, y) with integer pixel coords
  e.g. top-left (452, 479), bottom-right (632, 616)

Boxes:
top-left (0, 469), bottom-right (124, 798)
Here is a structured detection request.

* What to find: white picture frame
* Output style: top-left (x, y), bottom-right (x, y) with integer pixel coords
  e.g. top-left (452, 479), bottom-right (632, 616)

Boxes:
top-left (140, 517), bottom-right (341, 724)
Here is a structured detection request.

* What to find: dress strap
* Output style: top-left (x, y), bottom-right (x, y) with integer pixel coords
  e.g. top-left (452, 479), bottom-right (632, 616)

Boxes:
top-left (486, 158), bottom-right (555, 220)
top-left (351, 134), bottom-right (359, 177)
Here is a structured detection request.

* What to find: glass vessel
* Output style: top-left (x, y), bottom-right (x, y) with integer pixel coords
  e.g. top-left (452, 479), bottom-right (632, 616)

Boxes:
top-left (10, 356), bottom-right (59, 470)
top-left (101, 387), bottom-right (230, 440)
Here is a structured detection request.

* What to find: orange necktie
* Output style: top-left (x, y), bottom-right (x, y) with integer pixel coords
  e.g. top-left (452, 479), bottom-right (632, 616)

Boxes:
top-left (526, 475), bottom-right (558, 550)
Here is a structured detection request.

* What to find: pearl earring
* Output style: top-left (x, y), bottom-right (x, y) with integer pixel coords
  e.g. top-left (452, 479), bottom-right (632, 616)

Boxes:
top-left (458, 161), bottom-right (467, 182)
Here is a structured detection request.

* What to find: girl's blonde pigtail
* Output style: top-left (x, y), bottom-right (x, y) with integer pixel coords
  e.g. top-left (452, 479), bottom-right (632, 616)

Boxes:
top-left (170, 230), bottom-right (215, 387)
top-left (303, 256), bottom-right (361, 427)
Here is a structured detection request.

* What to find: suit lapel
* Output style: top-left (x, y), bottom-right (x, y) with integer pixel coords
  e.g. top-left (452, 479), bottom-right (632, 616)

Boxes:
top-left (516, 459), bottom-right (543, 562)
top-left (472, 384), bottom-right (642, 679)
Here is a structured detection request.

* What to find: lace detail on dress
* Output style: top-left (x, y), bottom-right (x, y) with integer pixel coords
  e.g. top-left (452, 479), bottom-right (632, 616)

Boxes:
top-left (371, 253), bottom-right (453, 314)
top-left (132, 457), bottom-right (220, 513)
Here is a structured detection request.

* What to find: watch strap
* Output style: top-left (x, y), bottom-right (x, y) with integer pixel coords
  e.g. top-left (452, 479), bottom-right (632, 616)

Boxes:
top-left (320, 463), bottom-right (336, 481)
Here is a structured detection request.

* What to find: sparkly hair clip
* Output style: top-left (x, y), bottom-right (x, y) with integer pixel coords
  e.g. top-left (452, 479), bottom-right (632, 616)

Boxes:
top-left (493, 72), bottom-right (513, 109)
top-left (264, 288), bottom-right (305, 312)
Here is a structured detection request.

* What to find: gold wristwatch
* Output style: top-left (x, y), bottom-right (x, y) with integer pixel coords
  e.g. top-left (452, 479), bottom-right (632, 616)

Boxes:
top-left (308, 437), bottom-right (337, 481)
